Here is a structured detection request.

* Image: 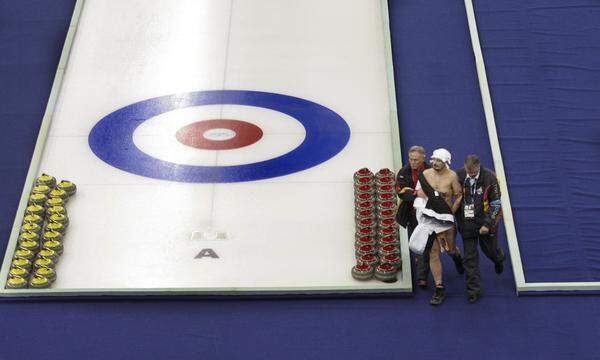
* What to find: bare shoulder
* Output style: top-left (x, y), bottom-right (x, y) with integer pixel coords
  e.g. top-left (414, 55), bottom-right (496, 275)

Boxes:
top-left (440, 169), bottom-right (457, 181)
top-left (448, 171), bottom-right (461, 186)
top-left (422, 168), bottom-right (435, 182)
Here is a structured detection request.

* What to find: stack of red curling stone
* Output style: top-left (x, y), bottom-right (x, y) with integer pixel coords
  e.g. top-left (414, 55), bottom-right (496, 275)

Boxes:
top-left (374, 168), bottom-right (400, 282)
top-left (352, 168), bottom-right (376, 280)
top-left (351, 168), bottom-right (401, 282)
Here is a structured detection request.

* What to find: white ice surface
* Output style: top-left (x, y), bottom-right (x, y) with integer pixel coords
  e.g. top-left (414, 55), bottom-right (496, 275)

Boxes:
top-left (16, 0), bottom-right (403, 292)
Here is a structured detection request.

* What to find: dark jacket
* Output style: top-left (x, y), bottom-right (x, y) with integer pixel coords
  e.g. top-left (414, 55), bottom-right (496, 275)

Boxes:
top-left (395, 163), bottom-right (429, 228)
top-left (456, 167), bottom-right (502, 233)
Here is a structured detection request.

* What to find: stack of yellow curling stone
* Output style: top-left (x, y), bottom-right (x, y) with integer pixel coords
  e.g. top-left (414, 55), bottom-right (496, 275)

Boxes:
top-left (351, 168), bottom-right (400, 283)
top-left (5, 173), bottom-right (76, 290)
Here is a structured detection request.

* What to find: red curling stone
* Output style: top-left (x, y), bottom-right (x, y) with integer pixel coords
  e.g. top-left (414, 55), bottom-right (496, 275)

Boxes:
top-left (378, 209), bottom-right (396, 220)
top-left (375, 168), bottom-right (393, 178)
top-left (356, 245), bottom-right (377, 257)
top-left (357, 218), bottom-right (376, 229)
top-left (376, 176), bottom-right (394, 186)
top-left (379, 235), bottom-right (399, 247)
top-left (378, 184), bottom-right (394, 194)
top-left (355, 184), bottom-right (375, 195)
top-left (375, 263), bottom-right (398, 282)
top-left (355, 209), bottom-right (375, 221)
top-left (356, 177), bottom-right (374, 185)
top-left (379, 218), bottom-right (398, 228)
top-left (355, 227), bottom-right (375, 239)
top-left (378, 227), bottom-right (397, 238)
top-left (352, 263), bottom-right (374, 281)
top-left (377, 192), bottom-right (396, 202)
top-left (381, 254), bottom-right (401, 268)
top-left (355, 193), bottom-right (374, 202)
top-left (355, 236), bottom-right (376, 248)
top-left (377, 201), bottom-right (396, 210)
top-left (354, 168), bottom-right (373, 179)
top-left (358, 254), bottom-right (379, 267)
top-left (379, 244), bottom-right (400, 257)
top-left (355, 201), bottom-right (375, 211)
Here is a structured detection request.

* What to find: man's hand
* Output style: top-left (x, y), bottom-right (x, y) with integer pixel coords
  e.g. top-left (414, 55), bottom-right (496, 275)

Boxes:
top-left (479, 226), bottom-right (489, 235)
top-left (416, 189), bottom-right (426, 198)
top-left (451, 172), bottom-right (463, 215)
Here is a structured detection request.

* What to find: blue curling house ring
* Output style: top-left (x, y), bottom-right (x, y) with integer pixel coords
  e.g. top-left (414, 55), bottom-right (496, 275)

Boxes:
top-left (88, 90), bottom-right (351, 183)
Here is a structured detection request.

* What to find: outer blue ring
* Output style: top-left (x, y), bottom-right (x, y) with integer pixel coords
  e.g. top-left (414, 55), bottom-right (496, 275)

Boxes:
top-left (88, 90), bottom-right (350, 183)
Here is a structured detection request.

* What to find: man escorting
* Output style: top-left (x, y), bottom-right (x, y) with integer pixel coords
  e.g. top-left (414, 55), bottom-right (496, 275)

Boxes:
top-left (396, 146), bottom-right (430, 288)
top-left (456, 155), bottom-right (506, 303)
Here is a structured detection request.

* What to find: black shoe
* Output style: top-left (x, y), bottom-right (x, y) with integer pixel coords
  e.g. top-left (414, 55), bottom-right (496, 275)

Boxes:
top-left (495, 249), bottom-right (505, 274)
top-left (468, 291), bottom-right (482, 304)
top-left (452, 254), bottom-right (465, 275)
top-left (494, 261), bottom-right (504, 274)
top-left (430, 286), bottom-right (446, 306)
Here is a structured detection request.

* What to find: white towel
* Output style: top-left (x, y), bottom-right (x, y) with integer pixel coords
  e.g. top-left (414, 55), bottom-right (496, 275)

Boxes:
top-left (408, 181), bottom-right (454, 255)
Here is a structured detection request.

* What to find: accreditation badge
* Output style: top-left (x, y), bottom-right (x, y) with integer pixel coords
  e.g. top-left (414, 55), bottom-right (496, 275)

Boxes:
top-left (464, 204), bottom-right (475, 219)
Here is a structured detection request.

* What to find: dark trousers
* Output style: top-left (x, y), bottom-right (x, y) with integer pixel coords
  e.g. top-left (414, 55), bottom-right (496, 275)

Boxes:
top-left (408, 221), bottom-right (430, 281)
top-left (462, 226), bottom-right (504, 295)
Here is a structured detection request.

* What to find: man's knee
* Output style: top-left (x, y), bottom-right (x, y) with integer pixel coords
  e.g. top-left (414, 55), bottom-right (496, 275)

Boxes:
top-left (480, 235), bottom-right (503, 259)
top-left (429, 243), bottom-right (441, 262)
top-left (462, 238), bottom-right (479, 259)
top-left (429, 248), bottom-right (440, 261)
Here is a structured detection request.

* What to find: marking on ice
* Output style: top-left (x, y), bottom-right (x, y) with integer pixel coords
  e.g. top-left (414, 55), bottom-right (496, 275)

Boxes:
top-left (203, 128), bottom-right (236, 141)
top-left (191, 229), bottom-right (229, 241)
top-left (195, 249), bottom-right (220, 259)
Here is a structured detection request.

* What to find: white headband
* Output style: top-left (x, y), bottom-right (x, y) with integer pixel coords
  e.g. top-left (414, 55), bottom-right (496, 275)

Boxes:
top-left (431, 148), bottom-right (452, 165)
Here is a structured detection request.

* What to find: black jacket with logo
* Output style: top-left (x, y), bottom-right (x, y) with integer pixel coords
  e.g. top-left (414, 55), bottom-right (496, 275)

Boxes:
top-left (456, 167), bottom-right (502, 234)
top-left (395, 163), bottom-right (430, 228)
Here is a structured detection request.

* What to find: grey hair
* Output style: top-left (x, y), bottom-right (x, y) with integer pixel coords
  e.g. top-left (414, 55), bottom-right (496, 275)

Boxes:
top-left (408, 145), bottom-right (426, 156)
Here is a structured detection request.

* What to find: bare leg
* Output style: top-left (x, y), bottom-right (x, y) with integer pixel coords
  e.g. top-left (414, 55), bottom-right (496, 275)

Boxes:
top-left (429, 239), bottom-right (443, 286)
top-left (439, 227), bottom-right (465, 274)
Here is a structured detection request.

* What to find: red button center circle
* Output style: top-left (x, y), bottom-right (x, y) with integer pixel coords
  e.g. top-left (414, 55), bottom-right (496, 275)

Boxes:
top-left (176, 119), bottom-right (263, 150)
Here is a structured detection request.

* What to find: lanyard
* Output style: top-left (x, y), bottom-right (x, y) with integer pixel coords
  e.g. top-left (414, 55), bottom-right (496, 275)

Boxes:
top-left (464, 177), bottom-right (477, 205)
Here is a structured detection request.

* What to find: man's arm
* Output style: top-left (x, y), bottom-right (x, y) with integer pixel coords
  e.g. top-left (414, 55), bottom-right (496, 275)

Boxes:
top-left (396, 168), bottom-right (416, 201)
top-left (450, 173), bottom-right (463, 214)
top-left (483, 172), bottom-right (502, 229)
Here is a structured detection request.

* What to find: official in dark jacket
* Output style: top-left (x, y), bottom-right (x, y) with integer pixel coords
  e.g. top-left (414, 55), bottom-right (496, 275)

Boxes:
top-left (396, 145), bottom-right (430, 287)
top-left (456, 155), bottom-right (505, 303)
